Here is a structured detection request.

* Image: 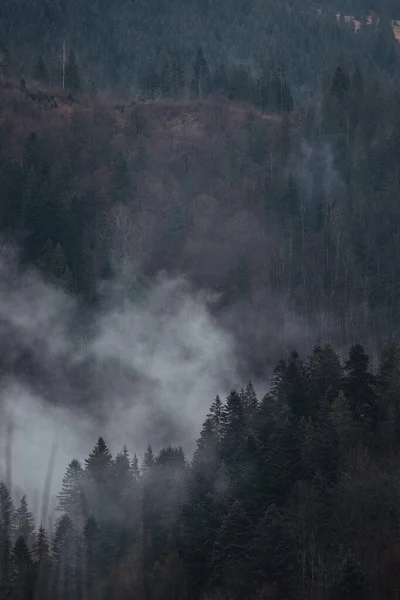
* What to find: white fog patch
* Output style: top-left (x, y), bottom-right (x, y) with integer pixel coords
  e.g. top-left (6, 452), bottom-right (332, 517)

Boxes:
top-left (0, 252), bottom-right (239, 507)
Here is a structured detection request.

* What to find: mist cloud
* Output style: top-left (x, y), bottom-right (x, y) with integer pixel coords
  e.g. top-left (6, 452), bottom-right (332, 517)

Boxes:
top-left (0, 249), bottom-right (240, 514)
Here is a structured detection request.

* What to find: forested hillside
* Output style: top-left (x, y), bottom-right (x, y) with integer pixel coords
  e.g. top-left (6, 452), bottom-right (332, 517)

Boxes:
top-left (2, 57), bottom-right (400, 368)
top-left (0, 0), bottom-right (399, 95)
top-left (2, 342), bottom-right (400, 600)
top-left (2, 0), bottom-right (400, 598)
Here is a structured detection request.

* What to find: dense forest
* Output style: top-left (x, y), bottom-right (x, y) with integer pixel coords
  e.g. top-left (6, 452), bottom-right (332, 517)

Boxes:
top-left (2, 50), bottom-right (400, 366)
top-left (3, 0), bottom-right (400, 598)
top-left (2, 342), bottom-right (400, 600)
top-left (0, 0), bottom-right (400, 95)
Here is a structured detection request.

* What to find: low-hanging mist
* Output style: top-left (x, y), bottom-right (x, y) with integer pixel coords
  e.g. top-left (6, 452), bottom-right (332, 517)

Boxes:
top-left (0, 247), bottom-right (241, 512)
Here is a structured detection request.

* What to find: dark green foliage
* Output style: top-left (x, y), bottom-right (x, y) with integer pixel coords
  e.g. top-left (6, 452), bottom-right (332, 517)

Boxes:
top-left (210, 500), bottom-right (252, 598)
top-left (1, 343), bottom-right (400, 598)
top-left (247, 504), bottom-right (293, 592)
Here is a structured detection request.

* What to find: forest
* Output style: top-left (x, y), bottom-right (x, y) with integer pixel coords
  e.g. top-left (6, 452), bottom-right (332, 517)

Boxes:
top-left (2, 341), bottom-right (400, 600)
top-left (2, 0), bottom-right (400, 598)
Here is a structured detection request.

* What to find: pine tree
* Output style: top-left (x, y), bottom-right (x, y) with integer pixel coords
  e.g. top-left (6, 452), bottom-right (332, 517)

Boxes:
top-left (33, 526), bottom-right (51, 600)
top-left (343, 344), bottom-right (378, 430)
top-left (131, 453), bottom-right (140, 482)
top-left (220, 390), bottom-right (246, 469)
top-left (0, 481), bottom-right (15, 584)
top-left (51, 514), bottom-right (76, 600)
top-left (247, 504), bottom-right (292, 591)
top-left (84, 439), bottom-right (113, 529)
top-left (331, 64), bottom-right (351, 102)
top-left (34, 55), bottom-right (49, 83)
top-left (56, 459), bottom-right (86, 527)
top-left (83, 516), bottom-right (99, 598)
top-left (211, 500), bottom-right (252, 598)
top-left (142, 445), bottom-right (154, 473)
top-left (8, 536), bottom-right (33, 600)
top-left (14, 495), bottom-right (35, 547)
top-left (306, 344), bottom-right (343, 415)
top-left (241, 381), bottom-right (258, 431)
top-left (33, 526), bottom-right (50, 563)
top-left (113, 446), bottom-right (138, 555)
top-left (65, 48), bottom-right (81, 94)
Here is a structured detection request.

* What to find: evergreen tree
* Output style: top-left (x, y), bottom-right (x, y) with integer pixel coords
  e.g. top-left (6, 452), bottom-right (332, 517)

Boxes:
top-left (83, 516), bottom-right (99, 598)
top-left (241, 381), bottom-right (258, 430)
top-left (142, 445), bottom-right (154, 473)
top-left (8, 536), bottom-right (33, 600)
top-left (32, 525), bottom-right (51, 600)
top-left (65, 48), bottom-right (81, 94)
top-left (343, 344), bottom-right (379, 430)
top-left (0, 482), bottom-right (15, 585)
top-left (220, 390), bottom-right (246, 463)
top-left (247, 504), bottom-right (292, 592)
top-left (131, 453), bottom-right (140, 482)
top-left (211, 500), bottom-right (252, 598)
top-left (51, 514), bottom-right (77, 600)
top-left (306, 344), bottom-right (343, 415)
top-left (56, 459), bottom-right (86, 528)
top-left (13, 496), bottom-right (35, 547)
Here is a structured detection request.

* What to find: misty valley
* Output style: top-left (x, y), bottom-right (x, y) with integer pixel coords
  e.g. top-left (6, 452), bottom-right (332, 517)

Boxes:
top-left (2, 0), bottom-right (400, 598)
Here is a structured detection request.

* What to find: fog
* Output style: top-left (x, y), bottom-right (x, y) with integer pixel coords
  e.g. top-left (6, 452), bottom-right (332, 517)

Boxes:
top-left (0, 248), bottom-right (241, 519)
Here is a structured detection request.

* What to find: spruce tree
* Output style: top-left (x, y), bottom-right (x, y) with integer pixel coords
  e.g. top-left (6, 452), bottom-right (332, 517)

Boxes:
top-left (0, 482), bottom-right (15, 584)
top-left (142, 445), bottom-right (154, 473)
top-left (343, 344), bottom-right (378, 430)
top-left (131, 453), bottom-right (140, 482)
top-left (305, 344), bottom-right (343, 414)
top-left (8, 535), bottom-right (33, 600)
top-left (83, 516), bottom-right (99, 597)
top-left (211, 500), bottom-right (252, 598)
top-left (33, 525), bottom-right (51, 600)
top-left (51, 514), bottom-right (76, 600)
top-left (220, 389), bottom-right (246, 462)
top-left (56, 459), bottom-right (86, 528)
top-left (14, 495), bottom-right (35, 547)
top-left (247, 504), bottom-right (292, 591)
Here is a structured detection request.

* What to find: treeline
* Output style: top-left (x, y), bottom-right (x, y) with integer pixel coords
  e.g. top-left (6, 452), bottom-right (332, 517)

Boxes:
top-left (10, 45), bottom-right (294, 113)
top-left (0, 0), bottom-right (398, 95)
top-left (2, 341), bottom-right (400, 599)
